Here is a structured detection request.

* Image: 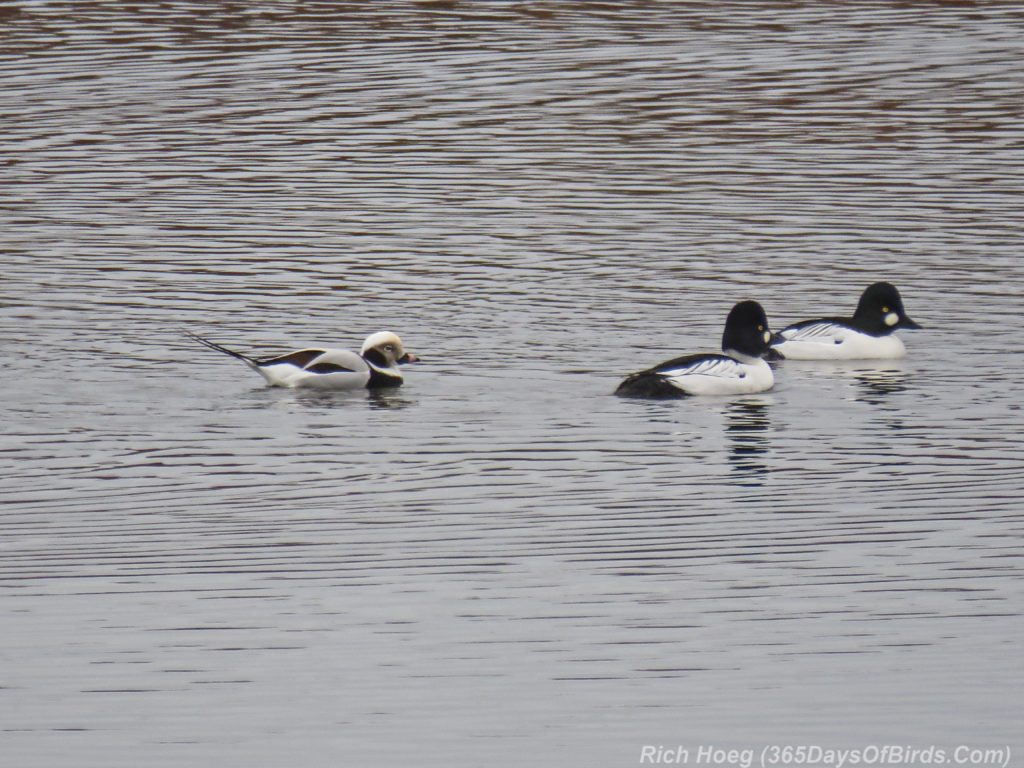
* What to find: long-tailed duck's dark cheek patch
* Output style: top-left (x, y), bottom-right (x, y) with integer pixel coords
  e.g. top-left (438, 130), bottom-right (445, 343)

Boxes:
top-left (363, 348), bottom-right (388, 367)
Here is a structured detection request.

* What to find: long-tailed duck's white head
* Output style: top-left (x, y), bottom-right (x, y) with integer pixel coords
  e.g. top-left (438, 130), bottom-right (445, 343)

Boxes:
top-left (360, 331), bottom-right (418, 368)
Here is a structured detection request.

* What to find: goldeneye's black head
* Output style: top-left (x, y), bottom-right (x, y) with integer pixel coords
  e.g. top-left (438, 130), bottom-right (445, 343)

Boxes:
top-left (853, 282), bottom-right (922, 334)
top-left (722, 300), bottom-right (773, 361)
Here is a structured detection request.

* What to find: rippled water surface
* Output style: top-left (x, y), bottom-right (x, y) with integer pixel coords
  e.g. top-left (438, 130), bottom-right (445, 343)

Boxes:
top-left (3, 2), bottom-right (1023, 766)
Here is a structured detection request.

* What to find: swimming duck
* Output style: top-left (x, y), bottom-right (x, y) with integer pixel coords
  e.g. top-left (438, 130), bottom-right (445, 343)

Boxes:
top-left (186, 330), bottom-right (417, 389)
top-left (770, 282), bottom-right (921, 360)
top-left (615, 300), bottom-right (775, 398)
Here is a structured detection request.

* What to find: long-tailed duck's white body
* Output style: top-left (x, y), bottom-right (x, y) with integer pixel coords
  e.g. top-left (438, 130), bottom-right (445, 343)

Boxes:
top-left (187, 330), bottom-right (416, 390)
top-left (252, 347), bottom-right (373, 389)
top-left (616, 300), bottom-right (775, 398)
top-left (771, 282), bottom-right (921, 361)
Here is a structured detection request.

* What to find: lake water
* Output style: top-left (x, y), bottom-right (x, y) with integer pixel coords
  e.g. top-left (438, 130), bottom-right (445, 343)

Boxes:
top-left (2, 2), bottom-right (1023, 766)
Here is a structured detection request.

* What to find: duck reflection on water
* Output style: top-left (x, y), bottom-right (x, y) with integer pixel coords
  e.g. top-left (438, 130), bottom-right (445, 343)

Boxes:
top-left (853, 368), bottom-right (910, 406)
top-left (724, 398), bottom-right (772, 485)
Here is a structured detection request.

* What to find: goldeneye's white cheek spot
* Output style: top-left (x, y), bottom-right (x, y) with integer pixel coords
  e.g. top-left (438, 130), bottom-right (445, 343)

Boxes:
top-left (884, 312), bottom-right (899, 326)
top-left (763, 331), bottom-right (771, 343)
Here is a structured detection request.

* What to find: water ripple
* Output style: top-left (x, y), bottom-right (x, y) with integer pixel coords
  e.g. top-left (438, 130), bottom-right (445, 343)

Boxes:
top-left (3, 2), bottom-right (1023, 766)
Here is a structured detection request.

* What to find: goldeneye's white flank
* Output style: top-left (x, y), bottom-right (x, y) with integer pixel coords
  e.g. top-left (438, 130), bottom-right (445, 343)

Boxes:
top-left (186, 330), bottom-right (417, 389)
top-left (770, 282), bottom-right (921, 360)
top-left (615, 300), bottom-right (775, 398)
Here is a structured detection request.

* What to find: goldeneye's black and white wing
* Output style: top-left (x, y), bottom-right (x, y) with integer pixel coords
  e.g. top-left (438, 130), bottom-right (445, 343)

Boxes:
top-left (769, 318), bottom-right (907, 360)
top-left (616, 353), bottom-right (753, 398)
top-left (775, 319), bottom-right (852, 344)
top-left (656, 353), bottom-right (762, 395)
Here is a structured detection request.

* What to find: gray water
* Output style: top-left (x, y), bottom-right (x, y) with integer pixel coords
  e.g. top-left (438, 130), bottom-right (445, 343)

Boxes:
top-left (2, 2), bottom-right (1023, 766)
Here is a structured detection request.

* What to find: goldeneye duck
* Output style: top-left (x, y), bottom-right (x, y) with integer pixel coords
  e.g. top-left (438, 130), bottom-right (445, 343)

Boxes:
top-left (186, 330), bottom-right (417, 389)
top-left (770, 282), bottom-right (921, 360)
top-left (615, 300), bottom-right (775, 398)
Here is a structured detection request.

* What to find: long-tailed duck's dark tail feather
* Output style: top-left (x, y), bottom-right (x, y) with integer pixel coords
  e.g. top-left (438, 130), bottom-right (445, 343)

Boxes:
top-left (185, 331), bottom-right (258, 366)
